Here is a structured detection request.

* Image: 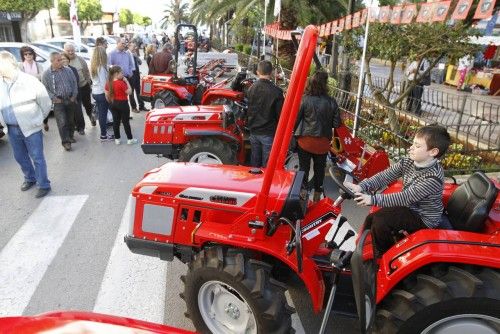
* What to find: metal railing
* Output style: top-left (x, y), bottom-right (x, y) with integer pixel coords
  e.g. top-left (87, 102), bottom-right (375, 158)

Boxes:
top-left (332, 86), bottom-right (499, 175)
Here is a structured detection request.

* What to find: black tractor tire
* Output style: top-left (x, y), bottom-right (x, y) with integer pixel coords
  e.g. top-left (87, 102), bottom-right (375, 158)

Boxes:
top-left (178, 137), bottom-right (237, 164)
top-left (373, 264), bottom-right (500, 334)
top-left (153, 90), bottom-right (179, 109)
top-left (181, 247), bottom-right (295, 334)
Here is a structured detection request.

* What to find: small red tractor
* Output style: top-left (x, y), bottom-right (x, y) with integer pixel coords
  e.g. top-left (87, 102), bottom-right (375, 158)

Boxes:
top-left (140, 24), bottom-right (250, 109)
top-left (126, 26), bottom-right (500, 334)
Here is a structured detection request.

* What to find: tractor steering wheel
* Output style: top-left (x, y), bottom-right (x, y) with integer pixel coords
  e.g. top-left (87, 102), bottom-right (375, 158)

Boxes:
top-left (329, 166), bottom-right (356, 199)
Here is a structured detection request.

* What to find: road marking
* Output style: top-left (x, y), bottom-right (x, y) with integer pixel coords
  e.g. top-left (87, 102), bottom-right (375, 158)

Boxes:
top-left (0, 195), bottom-right (88, 316)
top-left (93, 196), bottom-right (167, 324)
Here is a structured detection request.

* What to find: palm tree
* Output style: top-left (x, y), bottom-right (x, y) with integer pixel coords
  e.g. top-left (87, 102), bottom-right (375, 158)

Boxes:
top-left (161, 0), bottom-right (190, 28)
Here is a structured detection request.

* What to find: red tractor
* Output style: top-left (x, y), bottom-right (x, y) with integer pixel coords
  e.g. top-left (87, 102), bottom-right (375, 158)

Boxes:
top-left (126, 26), bottom-right (500, 334)
top-left (140, 24), bottom-right (250, 109)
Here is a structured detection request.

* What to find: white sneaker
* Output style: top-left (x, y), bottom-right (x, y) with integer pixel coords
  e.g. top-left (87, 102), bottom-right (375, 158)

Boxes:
top-left (115, 139), bottom-right (121, 145)
top-left (127, 138), bottom-right (138, 145)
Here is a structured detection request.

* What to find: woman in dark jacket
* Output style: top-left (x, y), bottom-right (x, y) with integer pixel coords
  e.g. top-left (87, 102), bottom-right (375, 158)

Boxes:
top-left (295, 71), bottom-right (341, 202)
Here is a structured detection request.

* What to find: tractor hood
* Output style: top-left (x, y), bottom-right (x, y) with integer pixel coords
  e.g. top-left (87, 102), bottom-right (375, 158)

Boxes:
top-left (146, 105), bottom-right (226, 122)
top-left (133, 162), bottom-right (295, 210)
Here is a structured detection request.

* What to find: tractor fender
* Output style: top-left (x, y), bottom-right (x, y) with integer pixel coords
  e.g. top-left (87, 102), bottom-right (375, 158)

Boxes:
top-left (183, 129), bottom-right (241, 144)
top-left (201, 89), bottom-right (244, 105)
top-left (156, 84), bottom-right (192, 101)
top-left (376, 228), bottom-right (500, 303)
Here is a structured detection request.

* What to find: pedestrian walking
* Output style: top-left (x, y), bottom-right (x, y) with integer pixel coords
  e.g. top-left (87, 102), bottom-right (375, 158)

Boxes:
top-left (0, 51), bottom-right (52, 198)
top-left (91, 46), bottom-right (113, 141)
top-left (64, 42), bottom-right (95, 129)
top-left (42, 52), bottom-right (78, 151)
top-left (108, 38), bottom-right (135, 113)
top-left (405, 57), bottom-right (430, 116)
top-left (128, 42), bottom-right (148, 112)
top-left (61, 52), bottom-right (85, 135)
top-left (18, 46), bottom-right (49, 132)
top-left (105, 66), bottom-right (138, 145)
top-left (457, 54), bottom-right (473, 91)
top-left (295, 71), bottom-right (341, 202)
top-left (246, 60), bottom-right (284, 167)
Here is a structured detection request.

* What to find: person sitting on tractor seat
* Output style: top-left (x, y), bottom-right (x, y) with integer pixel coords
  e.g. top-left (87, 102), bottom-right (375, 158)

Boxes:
top-left (344, 125), bottom-right (451, 257)
top-left (295, 70), bottom-right (341, 203)
top-left (246, 60), bottom-right (284, 167)
top-left (148, 43), bottom-right (174, 75)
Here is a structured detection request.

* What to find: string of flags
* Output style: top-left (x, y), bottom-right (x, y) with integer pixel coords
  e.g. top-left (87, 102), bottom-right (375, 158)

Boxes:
top-left (263, 0), bottom-right (497, 40)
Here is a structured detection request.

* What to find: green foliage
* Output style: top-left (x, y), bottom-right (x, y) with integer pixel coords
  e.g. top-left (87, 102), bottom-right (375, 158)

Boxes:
top-left (0, 0), bottom-right (52, 13)
top-left (133, 13), bottom-right (143, 26)
top-left (235, 43), bottom-right (244, 52)
top-left (243, 44), bottom-right (252, 55)
top-left (161, 0), bottom-right (190, 28)
top-left (58, 0), bottom-right (101, 23)
top-left (119, 8), bottom-right (133, 27)
top-left (142, 16), bottom-right (152, 27)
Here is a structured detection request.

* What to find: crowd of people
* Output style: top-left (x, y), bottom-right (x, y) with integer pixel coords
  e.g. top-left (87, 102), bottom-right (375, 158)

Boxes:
top-left (0, 36), bottom-right (154, 197)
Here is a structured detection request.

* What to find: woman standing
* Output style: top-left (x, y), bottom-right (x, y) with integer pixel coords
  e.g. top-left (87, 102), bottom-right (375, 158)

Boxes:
top-left (105, 65), bottom-right (138, 145)
top-left (19, 46), bottom-right (47, 130)
top-left (145, 44), bottom-right (157, 67)
top-left (295, 71), bottom-right (341, 202)
top-left (91, 47), bottom-right (113, 141)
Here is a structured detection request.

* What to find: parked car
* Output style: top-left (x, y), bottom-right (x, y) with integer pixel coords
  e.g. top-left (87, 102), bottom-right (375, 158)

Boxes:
top-left (38, 38), bottom-right (93, 58)
top-left (31, 41), bottom-right (90, 66)
top-left (0, 42), bottom-right (51, 71)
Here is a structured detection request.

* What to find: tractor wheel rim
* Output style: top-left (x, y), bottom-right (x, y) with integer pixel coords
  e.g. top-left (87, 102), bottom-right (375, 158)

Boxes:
top-left (421, 314), bottom-right (500, 334)
top-left (198, 280), bottom-right (257, 334)
top-left (189, 152), bottom-right (223, 164)
top-left (154, 99), bottom-right (166, 109)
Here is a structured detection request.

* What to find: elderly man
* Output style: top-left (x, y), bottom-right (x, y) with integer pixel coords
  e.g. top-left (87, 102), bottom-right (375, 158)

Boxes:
top-left (42, 52), bottom-right (78, 151)
top-left (0, 51), bottom-right (52, 198)
top-left (148, 43), bottom-right (174, 75)
top-left (64, 42), bottom-right (94, 133)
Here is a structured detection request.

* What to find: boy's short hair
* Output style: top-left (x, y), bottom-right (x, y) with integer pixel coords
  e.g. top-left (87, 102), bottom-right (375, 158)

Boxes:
top-left (415, 124), bottom-right (451, 158)
top-left (257, 60), bottom-right (273, 75)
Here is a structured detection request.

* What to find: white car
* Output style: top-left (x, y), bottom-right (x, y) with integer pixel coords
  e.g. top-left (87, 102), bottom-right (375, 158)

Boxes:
top-left (38, 38), bottom-right (93, 59)
top-left (0, 42), bottom-right (51, 71)
top-left (31, 41), bottom-right (91, 67)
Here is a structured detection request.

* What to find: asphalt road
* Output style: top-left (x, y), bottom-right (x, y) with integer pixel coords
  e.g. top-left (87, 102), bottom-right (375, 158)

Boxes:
top-left (0, 60), bottom-right (369, 333)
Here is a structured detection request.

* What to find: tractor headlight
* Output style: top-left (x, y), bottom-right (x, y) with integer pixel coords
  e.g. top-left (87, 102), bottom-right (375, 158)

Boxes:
top-left (143, 82), bottom-right (152, 94)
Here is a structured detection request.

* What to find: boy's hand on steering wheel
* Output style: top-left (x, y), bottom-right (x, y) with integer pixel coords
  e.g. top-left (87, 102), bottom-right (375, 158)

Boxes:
top-left (354, 192), bottom-right (372, 206)
top-left (344, 181), bottom-right (362, 193)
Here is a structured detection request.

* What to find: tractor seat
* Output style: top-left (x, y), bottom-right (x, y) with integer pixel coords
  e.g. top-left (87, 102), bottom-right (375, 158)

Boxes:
top-left (445, 171), bottom-right (498, 232)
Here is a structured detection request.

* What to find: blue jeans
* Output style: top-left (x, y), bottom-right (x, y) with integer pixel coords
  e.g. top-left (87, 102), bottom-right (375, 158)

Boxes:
top-left (249, 134), bottom-right (274, 167)
top-left (7, 126), bottom-right (50, 189)
top-left (93, 93), bottom-right (109, 137)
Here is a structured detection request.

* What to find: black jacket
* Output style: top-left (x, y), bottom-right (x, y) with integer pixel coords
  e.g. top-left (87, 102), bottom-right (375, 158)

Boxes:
top-left (246, 79), bottom-right (284, 136)
top-left (294, 95), bottom-right (340, 138)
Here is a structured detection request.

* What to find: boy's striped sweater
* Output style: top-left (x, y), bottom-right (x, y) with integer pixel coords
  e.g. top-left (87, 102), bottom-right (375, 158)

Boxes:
top-left (359, 157), bottom-right (444, 228)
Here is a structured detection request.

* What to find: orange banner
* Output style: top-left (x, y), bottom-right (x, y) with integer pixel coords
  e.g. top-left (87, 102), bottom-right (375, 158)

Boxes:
top-left (474, 0), bottom-right (497, 19)
top-left (402, 4), bottom-right (418, 24)
top-left (338, 18), bottom-right (345, 32)
top-left (330, 20), bottom-right (338, 35)
top-left (360, 8), bottom-right (368, 25)
top-left (391, 6), bottom-right (403, 24)
top-left (352, 11), bottom-right (361, 28)
top-left (417, 3), bottom-right (433, 23)
top-left (451, 0), bottom-right (473, 20)
top-left (433, 1), bottom-right (451, 22)
top-left (379, 6), bottom-right (391, 23)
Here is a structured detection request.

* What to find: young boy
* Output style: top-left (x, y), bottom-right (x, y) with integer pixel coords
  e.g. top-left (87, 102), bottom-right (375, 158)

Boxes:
top-left (344, 125), bottom-right (451, 256)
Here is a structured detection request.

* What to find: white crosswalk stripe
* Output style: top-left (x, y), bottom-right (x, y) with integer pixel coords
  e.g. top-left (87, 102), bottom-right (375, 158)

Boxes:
top-left (0, 195), bottom-right (88, 316)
